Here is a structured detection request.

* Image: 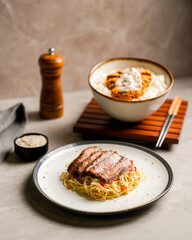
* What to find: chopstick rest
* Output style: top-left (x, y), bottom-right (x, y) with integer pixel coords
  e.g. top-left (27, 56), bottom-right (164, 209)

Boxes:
top-left (156, 96), bottom-right (182, 148)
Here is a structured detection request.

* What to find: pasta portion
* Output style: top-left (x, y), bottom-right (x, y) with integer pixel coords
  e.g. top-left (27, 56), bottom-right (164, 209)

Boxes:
top-left (60, 167), bottom-right (145, 201)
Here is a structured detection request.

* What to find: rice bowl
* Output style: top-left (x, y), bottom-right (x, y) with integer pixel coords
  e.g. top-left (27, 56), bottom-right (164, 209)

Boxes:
top-left (88, 58), bottom-right (173, 122)
top-left (91, 67), bottom-right (168, 101)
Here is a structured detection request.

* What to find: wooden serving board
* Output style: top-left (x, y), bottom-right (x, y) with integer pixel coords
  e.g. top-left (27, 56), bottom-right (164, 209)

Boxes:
top-left (73, 98), bottom-right (188, 146)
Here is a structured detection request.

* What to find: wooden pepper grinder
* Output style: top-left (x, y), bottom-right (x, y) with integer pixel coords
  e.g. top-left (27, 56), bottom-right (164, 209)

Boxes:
top-left (39, 48), bottom-right (64, 119)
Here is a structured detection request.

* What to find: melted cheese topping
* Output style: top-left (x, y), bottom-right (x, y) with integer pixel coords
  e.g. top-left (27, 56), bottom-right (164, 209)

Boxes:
top-left (115, 68), bottom-right (142, 92)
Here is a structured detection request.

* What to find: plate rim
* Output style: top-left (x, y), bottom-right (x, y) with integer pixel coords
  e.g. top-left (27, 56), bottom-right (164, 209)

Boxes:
top-left (32, 140), bottom-right (173, 215)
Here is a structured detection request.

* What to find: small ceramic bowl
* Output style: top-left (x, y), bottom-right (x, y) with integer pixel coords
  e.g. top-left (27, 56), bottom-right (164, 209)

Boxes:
top-left (88, 58), bottom-right (174, 122)
top-left (14, 133), bottom-right (48, 161)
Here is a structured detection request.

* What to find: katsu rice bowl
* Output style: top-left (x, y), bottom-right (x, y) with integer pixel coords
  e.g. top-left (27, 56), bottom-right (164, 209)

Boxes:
top-left (88, 58), bottom-right (173, 122)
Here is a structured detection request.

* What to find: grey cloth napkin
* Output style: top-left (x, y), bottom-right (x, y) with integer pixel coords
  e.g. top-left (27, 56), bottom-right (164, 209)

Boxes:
top-left (0, 103), bottom-right (27, 163)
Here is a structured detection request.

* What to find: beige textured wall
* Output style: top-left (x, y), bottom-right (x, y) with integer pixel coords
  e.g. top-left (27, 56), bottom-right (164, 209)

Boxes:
top-left (0, 0), bottom-right (191, 99)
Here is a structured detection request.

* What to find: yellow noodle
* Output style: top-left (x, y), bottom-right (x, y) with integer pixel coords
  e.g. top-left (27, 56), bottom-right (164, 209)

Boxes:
top-left (60, 168), bottom-right (146, 201)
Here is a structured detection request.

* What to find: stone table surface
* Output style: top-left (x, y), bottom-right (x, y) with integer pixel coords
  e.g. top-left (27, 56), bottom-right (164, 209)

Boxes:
top-left (0, 77), bottom-right (192, 240)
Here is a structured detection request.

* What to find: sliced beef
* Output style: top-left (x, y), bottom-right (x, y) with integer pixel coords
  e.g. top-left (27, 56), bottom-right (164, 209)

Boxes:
top-left (99, 156), bottom-right (133, 183)
top-left (77, 151), bottom-right (102, 175)
top-left (67, 147), bottom-right (134, 183)
top-left (67, 146), bottom-right (102, 175)
top-left (84, 150), bottom-right (114, 173)
top-left (89, 152), bottom-right (122, 178)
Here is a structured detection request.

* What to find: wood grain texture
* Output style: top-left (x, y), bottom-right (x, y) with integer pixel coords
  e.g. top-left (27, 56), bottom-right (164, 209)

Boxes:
top-left (73, 98), bottom-right (188, 145)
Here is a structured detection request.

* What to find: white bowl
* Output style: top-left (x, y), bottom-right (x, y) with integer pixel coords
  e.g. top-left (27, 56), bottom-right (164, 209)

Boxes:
top-left (88, 58), bottom-right (174, 122)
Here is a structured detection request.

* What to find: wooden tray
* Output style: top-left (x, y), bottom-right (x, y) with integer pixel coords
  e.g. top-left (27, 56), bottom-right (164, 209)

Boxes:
top-left (73, 98), bottom-right (188, 146)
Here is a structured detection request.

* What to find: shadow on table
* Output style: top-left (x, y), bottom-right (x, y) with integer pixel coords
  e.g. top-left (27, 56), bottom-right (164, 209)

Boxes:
top-left (24, 174), bottom-right (156, 228)
top-left (82, 135), bottom-right (172, 151)
top-left (6, 152), bottom-right (39, 164)
top-left (27, 111), bottom-right (42, 122)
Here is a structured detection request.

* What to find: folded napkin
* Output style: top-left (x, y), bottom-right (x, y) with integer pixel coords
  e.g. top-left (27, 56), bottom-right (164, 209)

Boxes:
top-left (0, 103), bottom-right (27, 164)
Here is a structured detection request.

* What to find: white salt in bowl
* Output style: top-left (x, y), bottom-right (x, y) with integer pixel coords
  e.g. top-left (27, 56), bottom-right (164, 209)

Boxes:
top-left (88, 58), bottom-right (174, 122)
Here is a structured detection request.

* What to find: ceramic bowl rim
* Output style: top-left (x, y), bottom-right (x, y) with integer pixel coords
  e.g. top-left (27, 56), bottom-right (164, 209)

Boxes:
top-left (88, 57), bottom-right (174, 103)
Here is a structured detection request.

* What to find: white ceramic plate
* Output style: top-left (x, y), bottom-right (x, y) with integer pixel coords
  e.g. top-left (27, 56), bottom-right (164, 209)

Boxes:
top-left (33, 141), bottom-right (173, 215)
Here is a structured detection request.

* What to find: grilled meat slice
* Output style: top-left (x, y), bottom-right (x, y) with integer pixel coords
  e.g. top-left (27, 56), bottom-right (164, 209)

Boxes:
top-left (67, 147), bottom-right (135, 184)
top-left (99, 157), bottom-right (134, 183)
top-left (89, 152), bottom-right (121, 178)
top-left (77, 151), bottom-right (102, 175)
top-left (67, 146), bottom-right (102, 176)
top-left (106, 69), bottom-right (152, 101)
top-left (84, 150), bottom-right (114, 174)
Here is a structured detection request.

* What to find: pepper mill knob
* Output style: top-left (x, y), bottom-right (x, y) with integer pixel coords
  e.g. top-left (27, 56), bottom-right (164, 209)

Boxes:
top-left (48, 47), bottom-right (55, 55)
top-left (39, 48), bottom-right (64, 119)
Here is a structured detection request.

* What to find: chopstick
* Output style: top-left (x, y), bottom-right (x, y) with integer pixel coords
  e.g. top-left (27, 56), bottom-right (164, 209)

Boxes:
top-left (156, 96), bottom-right (182, 148)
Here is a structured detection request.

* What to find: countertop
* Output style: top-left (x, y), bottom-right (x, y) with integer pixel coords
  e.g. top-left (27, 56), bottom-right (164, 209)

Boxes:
top-left (0, 77), bottom-right (192, 240)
